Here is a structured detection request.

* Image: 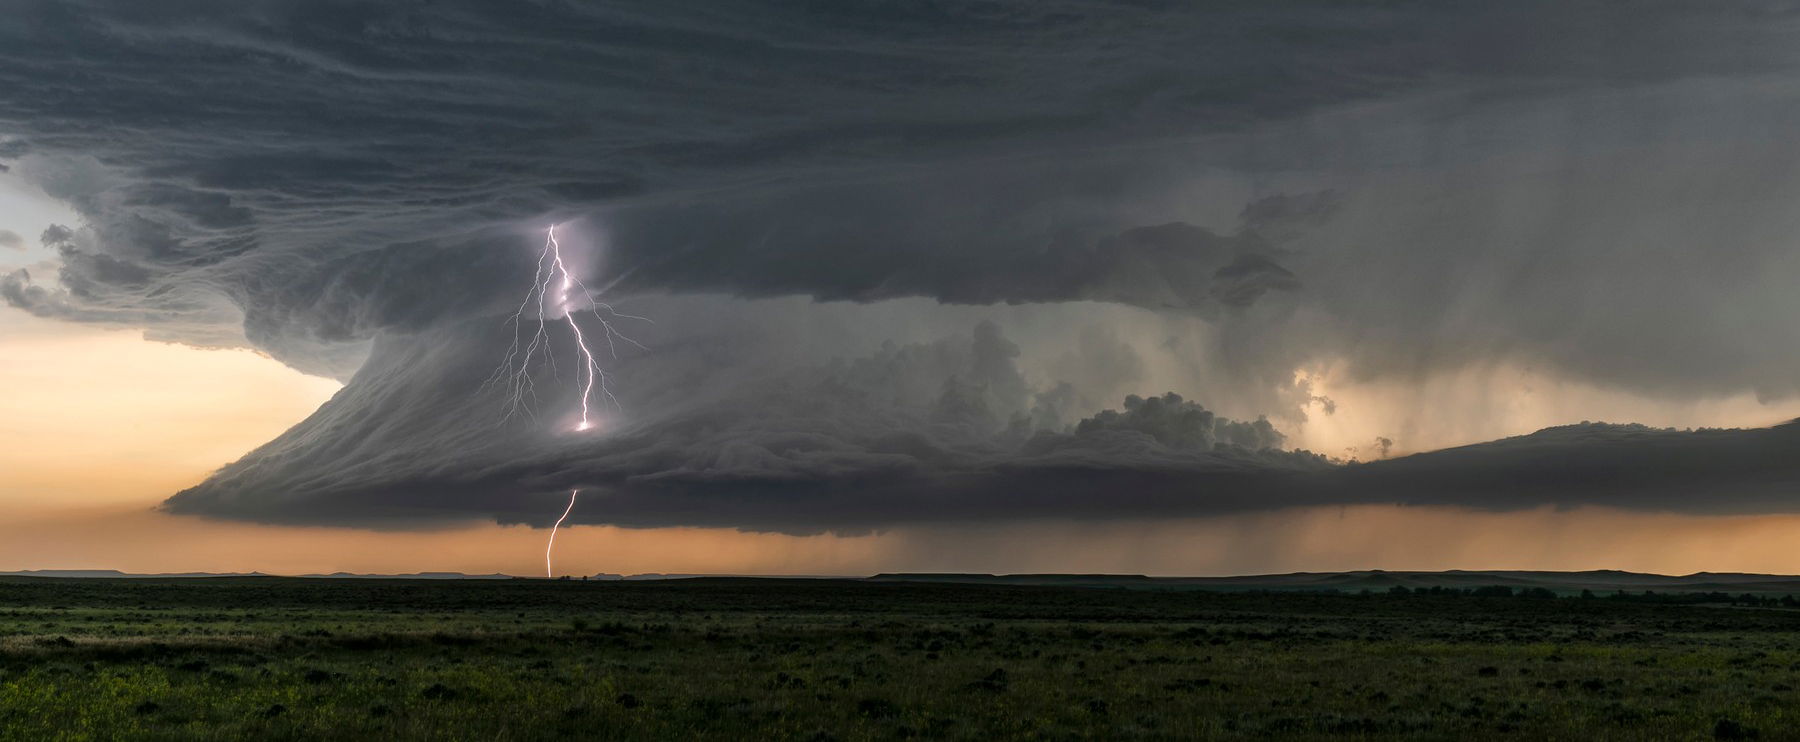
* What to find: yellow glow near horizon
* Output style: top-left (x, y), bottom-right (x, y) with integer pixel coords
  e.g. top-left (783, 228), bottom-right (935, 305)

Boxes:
top-left (9, 503), bottom-right (1800, 577)
top-left (0, 311), bottom-right (342, 507)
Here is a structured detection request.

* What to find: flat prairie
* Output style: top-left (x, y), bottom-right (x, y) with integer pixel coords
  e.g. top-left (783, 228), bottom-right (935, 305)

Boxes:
top-left (1, 576), bottom-right (1796, 740)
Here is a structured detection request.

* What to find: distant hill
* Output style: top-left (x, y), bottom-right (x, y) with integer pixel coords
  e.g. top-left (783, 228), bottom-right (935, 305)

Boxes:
top-left (293, 572), bottom-right (513, 580)
top-left (868, 570), bottom-right (1800, 595)
top-left (10, 569), bottom-right (1800, 595)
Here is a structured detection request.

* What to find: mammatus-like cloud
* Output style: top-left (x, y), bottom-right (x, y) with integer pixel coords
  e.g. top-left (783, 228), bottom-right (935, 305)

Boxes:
top-left (0, 2), bottom-right (1796, 529)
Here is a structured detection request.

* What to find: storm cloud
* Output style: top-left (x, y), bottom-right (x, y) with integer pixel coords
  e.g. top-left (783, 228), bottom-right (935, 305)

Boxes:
top-left (1342, 421), bottom-right (1800, 515)
top-left (161, 307), bottom-right (1800, 533)
top-left (1, 1), bottom-right (1798, 530)
top-left (164, 313), bottom-right (1333, 531)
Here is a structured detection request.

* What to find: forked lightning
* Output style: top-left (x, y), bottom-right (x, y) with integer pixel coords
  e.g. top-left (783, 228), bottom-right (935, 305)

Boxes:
top-left (485, 224), bottom-right (648, 577)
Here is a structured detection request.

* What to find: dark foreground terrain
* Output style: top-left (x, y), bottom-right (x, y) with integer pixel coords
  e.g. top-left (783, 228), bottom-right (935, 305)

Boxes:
top-left (3, 577), bottom-right (1799, 740)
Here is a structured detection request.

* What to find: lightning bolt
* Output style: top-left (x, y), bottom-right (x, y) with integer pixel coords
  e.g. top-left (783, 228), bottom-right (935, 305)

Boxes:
top-left (486, 224), bottom-right (648, 432)
top-left (484, 224), bottom-right (649, 577)
top-left (545, 489), bottom-right (579, 578)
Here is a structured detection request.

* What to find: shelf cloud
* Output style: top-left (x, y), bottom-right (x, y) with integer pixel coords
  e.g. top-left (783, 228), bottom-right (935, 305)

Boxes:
top-left (2, 1), bottom-right (1798, 530)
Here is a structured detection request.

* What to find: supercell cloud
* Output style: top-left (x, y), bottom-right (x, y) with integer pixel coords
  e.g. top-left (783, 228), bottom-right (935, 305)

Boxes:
top-left (4, 1), bottom-right (1800, 530)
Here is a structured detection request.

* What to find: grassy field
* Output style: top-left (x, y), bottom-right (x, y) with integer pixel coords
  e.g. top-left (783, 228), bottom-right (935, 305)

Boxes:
top-left (2, 577), bottom-right (1799, 740)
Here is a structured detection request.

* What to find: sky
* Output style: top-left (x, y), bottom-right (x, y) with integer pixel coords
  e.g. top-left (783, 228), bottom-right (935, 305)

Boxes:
top-left (4, 1), bottom-right (1800, 576)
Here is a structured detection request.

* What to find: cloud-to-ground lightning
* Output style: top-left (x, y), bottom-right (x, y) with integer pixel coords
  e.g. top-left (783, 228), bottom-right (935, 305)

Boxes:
top-left (545, 489), bottom-right (579, 578)
top-left (485, 224), bottom-right (649, 577)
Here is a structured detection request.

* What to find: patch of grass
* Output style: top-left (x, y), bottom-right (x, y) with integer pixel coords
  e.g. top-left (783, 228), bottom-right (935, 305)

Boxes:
top-left (2, 577), bottom-right (1799, 739)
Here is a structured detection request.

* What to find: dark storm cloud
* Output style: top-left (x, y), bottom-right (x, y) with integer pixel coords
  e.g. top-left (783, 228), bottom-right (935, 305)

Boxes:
top-left (0, 1), bottom-right (1796, 529)
top-left (5, 0), bottom-right (1794, 360)
top-left (1, 266), bottom-right (247, 349)
top-left (38, 225), bottom-right (72, 247)
top-left (1340, 422), bottom-right (1800, 515)
top-left (163, 316), bottom-right (1334, 532)
top-left (1066, 393), bottom-right (1288, 452)
top-left (597, 196), bottom-right (1295, 310)
top-left (163, 312), bottom-right (1800, 533)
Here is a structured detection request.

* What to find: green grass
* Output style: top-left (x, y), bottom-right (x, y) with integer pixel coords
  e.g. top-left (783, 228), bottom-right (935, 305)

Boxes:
top-left (1, 577), bottom-right (1797, 740)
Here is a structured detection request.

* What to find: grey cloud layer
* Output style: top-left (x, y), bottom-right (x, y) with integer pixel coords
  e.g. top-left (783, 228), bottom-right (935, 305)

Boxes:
top-left (162, 313), bottom-right (1327, 531)
top-left (163, 307), bottom-right (1800, 533)
top-left (2, 1), bottom-right (1798, 528)
top-left (5, 1), bottom-right (1794, 360)
top-left (1343, 421), bottom-right (1800, 515)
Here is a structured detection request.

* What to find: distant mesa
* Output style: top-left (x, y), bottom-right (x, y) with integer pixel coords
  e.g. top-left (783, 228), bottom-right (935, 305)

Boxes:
top-left (9, 569), bottom-right (1800, 596)
top-left (865, 571), bottom-right (1800, 595)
